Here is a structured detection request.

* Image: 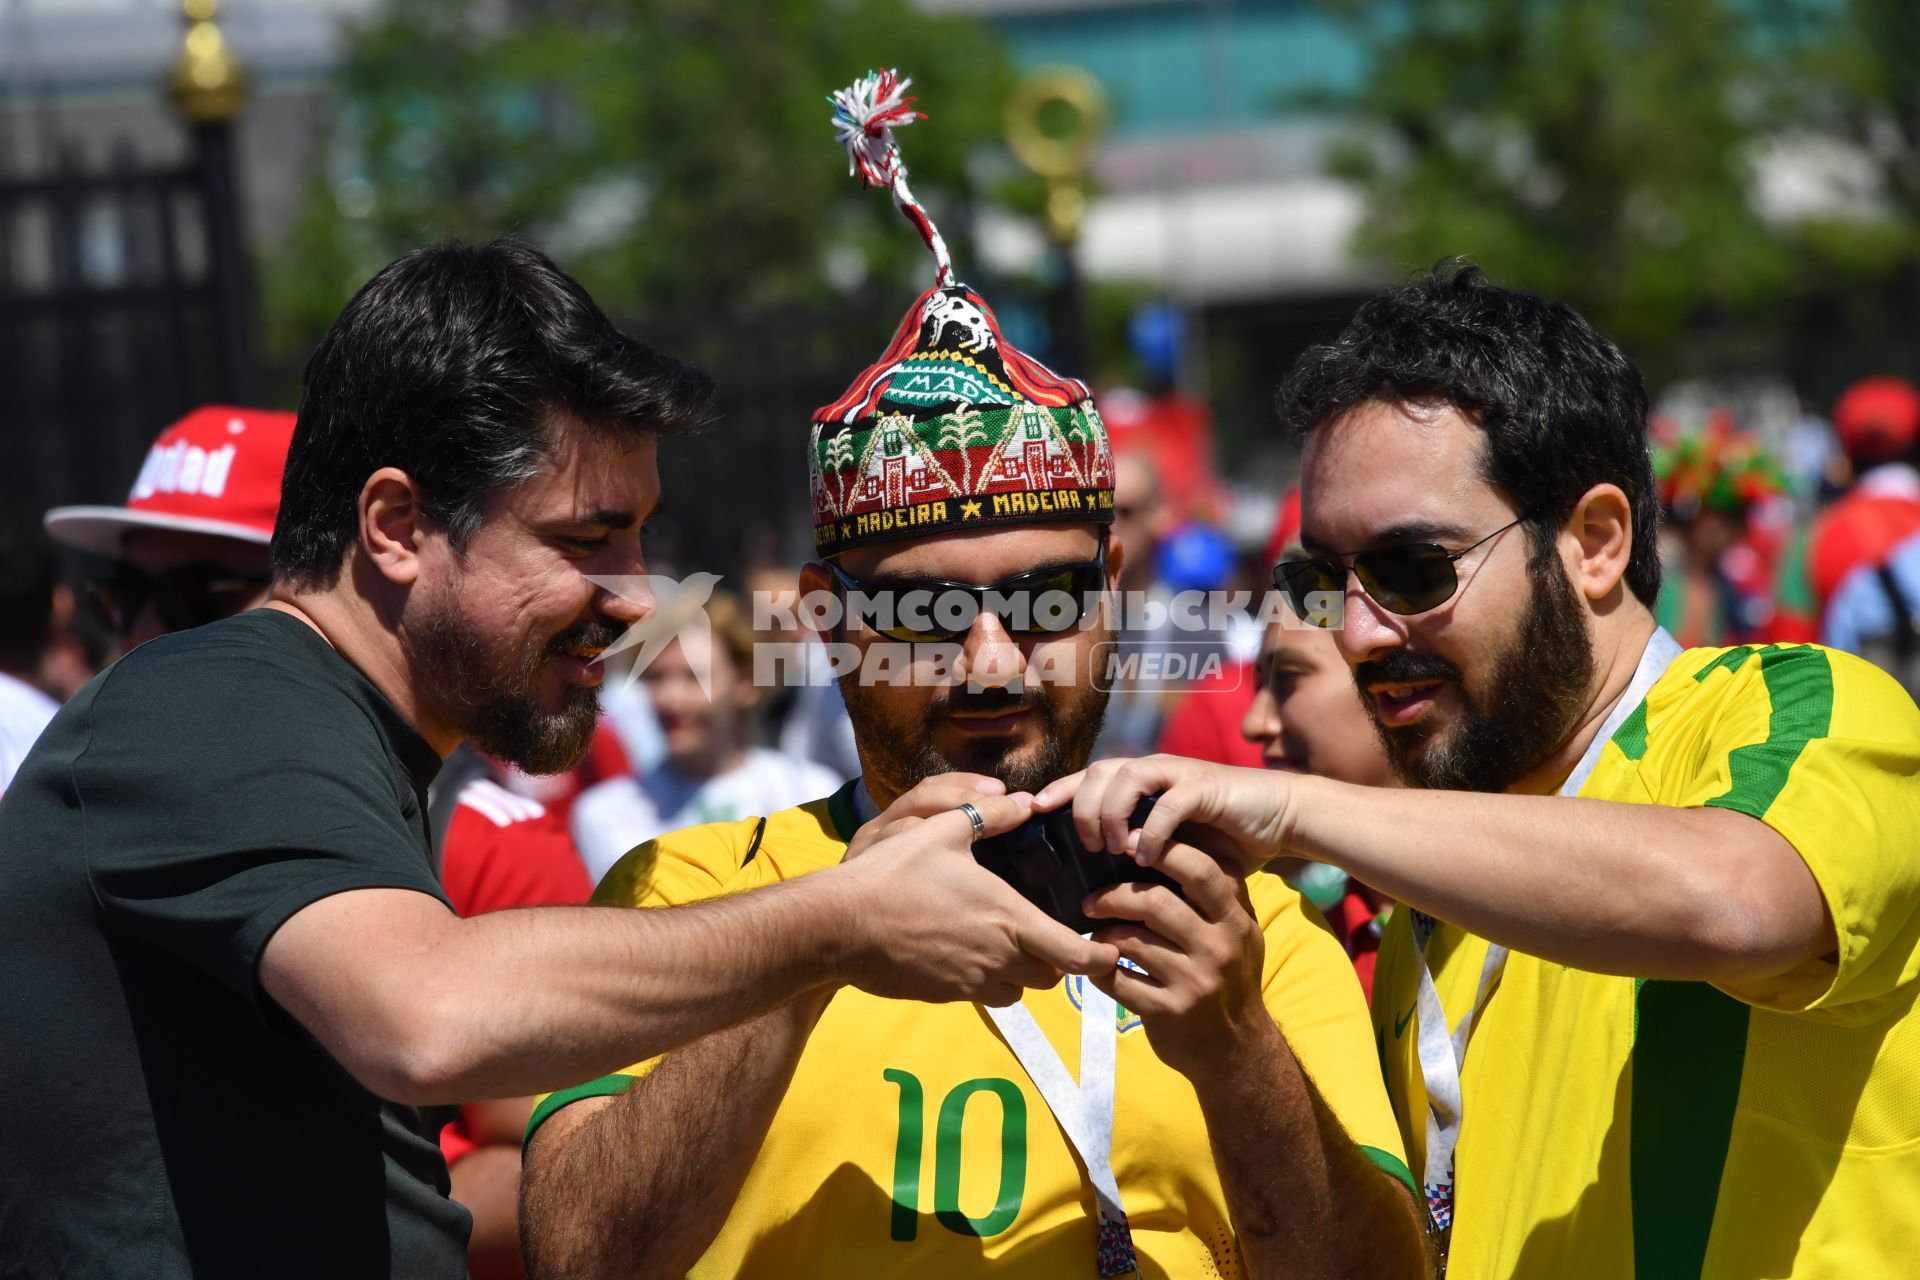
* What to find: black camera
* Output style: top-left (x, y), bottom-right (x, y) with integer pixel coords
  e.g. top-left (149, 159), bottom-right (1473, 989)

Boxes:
top-left (971, 796), bottom-right (1179, 934)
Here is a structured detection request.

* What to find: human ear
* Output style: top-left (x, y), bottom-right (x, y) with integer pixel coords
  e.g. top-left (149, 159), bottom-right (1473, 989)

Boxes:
top-left (359, 468), bottom-right (428, 587)
top-left (1565, 483), bottom-right (1633, 601)
top-left (1104, 530), bottom-right (1125, 591)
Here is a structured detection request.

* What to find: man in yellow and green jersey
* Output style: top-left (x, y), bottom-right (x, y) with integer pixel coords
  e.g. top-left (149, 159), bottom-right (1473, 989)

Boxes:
top-left (519, 78), bottom-right (1426, 1278)
top-left (1368, 638), bottom-right (1920, 1276)
top-left (1043, 263), bottom-right (1920, 1279)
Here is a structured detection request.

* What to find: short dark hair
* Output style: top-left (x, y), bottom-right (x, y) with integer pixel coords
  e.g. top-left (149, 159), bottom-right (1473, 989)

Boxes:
top-left (0, 518), bottom-right (55, 672)
top-left (273, 237), bottom-right (714, 588)
top-left (1277, 260), bottom-right (1661, 607)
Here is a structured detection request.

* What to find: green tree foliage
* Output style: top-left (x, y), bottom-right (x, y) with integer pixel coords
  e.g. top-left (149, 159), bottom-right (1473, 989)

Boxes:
top-left (1327, 0), bottom-right (1919, 394)
top-left (1774, 0), bottom-right (1920, 397)
top-left (264, 0), bottom-right (1014, 357)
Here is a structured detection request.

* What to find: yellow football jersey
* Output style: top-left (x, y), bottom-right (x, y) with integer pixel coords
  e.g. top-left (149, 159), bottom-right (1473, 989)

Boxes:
top-left (1370, 642), bottom-right (1920, 1279)
top-left (534, 782), bottom-right (1413, 1278)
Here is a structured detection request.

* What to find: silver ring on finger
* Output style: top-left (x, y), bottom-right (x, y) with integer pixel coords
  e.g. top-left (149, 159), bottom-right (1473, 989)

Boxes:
top-left (957, 801), bottom-right (986, 843)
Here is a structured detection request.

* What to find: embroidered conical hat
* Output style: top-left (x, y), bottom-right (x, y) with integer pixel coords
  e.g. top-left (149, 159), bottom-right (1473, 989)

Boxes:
top-left (810, 70), bottom-right (1114, 557)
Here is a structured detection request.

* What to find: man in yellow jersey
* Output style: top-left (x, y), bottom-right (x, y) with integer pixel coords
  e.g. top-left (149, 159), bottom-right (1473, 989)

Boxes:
top-left (1044, 261), bottom-right (1920, 1278)
top-left (518, 72), bottom-right (1426, 1280)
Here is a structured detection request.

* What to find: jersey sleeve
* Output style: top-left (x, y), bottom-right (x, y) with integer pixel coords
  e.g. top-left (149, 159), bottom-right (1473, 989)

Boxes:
top-left (525, 817), bottom-right (768, 1142)
top-left (1674, 645), bottom-right (1920, 1017)
top-left (1251, 872), bottom-right (1416, 1198)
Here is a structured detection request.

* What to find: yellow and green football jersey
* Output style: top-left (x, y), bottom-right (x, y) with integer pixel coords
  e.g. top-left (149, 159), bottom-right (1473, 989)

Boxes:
top-left (1371, 642), bottom-right (1920, 1279)
top-left (535, 782), bottom-right (1412, 1279)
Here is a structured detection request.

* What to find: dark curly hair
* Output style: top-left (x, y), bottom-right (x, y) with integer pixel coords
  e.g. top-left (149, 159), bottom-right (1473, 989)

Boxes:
top-left (1277, 259), bottom-right (1660, 606)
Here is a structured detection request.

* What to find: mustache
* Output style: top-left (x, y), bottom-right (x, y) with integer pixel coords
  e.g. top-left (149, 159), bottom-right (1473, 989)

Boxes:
top-left (550, 617), bottom-right (625, 654)
top-left (1354, 652), bottom-right (1461, 687)
top-left (929, 687), bottom-right (1048, 719)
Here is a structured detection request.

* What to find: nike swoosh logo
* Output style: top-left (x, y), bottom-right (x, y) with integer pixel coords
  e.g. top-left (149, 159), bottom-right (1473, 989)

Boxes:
top-left (1393, 1006), bottom-right (1415, 1039)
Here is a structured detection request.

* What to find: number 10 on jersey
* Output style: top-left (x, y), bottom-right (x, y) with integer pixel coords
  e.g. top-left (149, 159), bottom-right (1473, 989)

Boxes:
top-left (885, 1068), bottom-right (1028, 1242)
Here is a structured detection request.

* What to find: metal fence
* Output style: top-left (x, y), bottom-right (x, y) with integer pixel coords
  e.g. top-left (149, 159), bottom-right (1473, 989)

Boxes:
top-left (0, 124), bottom-right (251, 525)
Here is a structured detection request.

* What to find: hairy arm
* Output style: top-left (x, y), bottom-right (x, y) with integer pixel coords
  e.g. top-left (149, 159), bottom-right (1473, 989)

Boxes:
top-left (520, 992), bottom-right (831, 1279)
top-left (262, 877), bottom-right (850, 1105)
top-left (1189, 1021), bottom-right (1427, 1280)
top-left (262, 797), bottom-right (1108, 1104)
top-left (1279, 778), bottom-right (1833, 983)
top-left (1049, 757), bottom-right (1833, 985)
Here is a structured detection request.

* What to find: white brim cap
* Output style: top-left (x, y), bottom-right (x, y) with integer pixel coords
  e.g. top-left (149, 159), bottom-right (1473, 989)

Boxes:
top-left (42, 506), bottom-right (273, 560)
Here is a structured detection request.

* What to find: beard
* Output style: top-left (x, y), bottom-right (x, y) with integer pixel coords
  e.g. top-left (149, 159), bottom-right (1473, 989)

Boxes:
top-left (838, 649), bottom-right (1110, 799)
top-left (1356, 538), bottom-right (1595, 793)
top-left (405, 584), bottom-right (618, 775)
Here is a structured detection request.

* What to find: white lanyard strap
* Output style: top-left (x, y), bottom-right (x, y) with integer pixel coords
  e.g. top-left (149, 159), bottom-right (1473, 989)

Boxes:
top-left (986, 996), bottom-right (1125, 1220)
top-left (1412, 627), bottom-right (1683, 1234)
top-left (987, 994), bottom-right (1138, 1277)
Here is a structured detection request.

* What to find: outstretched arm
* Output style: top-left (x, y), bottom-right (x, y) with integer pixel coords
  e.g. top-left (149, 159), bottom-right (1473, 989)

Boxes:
top-left (1046, 756), bottom-right (1832, 985)
top-left (261, 795), bottom-right (1115, 1105)
top-left (520, 993), bottom-right (830, 1280)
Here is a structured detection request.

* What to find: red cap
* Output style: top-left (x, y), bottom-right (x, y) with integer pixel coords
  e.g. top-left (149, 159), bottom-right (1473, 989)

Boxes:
top-left (44, 406), bottom-right (296, 558)
top-left (1833, 377), bottom-right (1920, 465)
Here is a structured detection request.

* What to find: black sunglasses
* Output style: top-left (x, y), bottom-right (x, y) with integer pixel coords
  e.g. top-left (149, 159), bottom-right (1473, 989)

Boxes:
top-left (826, 554), bottom-right (1109, 643)
top-left (1273, 516), bottom-right (1529, 625)
top-left (87, 562), bottom-right (270, 637)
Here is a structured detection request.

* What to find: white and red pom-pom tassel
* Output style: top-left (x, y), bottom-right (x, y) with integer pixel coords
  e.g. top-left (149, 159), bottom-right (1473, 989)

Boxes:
top-left (830, 67), bottom-right (922, 187)
top-left (828, 68), bottom-right (953, 288)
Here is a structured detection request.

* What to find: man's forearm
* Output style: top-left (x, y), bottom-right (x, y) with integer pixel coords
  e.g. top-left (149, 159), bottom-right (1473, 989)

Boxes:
top-left (1282, 776), bottom-right (1831, 982)
top-left (1190, 1018), bottom-right (1426, 1279)
top-left (521, 993), bottom-right (830, 1280)
top-left (424, 875), bottom-right (857, 1100)
top-left (270, 869), bottom-right (862, 1105)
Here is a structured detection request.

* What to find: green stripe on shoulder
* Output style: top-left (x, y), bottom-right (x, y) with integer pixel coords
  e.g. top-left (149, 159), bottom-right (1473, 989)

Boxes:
top-left (1611, 698), bottom-right (1652, 761)
top-left (524, 1073), bottom-right (638, 1145)
top-left (1693, 645), bottom-right (1834, 819)
top-left (1630, 979), bottom-right (1751, 1278)
top-left (1692, 645), bottom-right (1760, 684)
top-left (826, 778), bottom-right (862, 842)
top-left (1358, 1144), bottom-right (1419, 1200)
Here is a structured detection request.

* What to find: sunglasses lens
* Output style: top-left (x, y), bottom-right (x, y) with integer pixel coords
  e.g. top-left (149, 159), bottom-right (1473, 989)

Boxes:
top-left (1274, 560), bottom-right (1344, 628)
top-left (1354, 546), bottom-right (1458, 615)
top-left (838, 560), bottom-right (1106, 642)
top-left (1007, 565), bottom-right (1102, 635)
top-left (850, 587), bottom-right (968, 643)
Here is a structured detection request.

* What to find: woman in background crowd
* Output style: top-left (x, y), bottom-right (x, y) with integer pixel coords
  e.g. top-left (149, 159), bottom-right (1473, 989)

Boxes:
top-left (571, 590), bottom-right (840, 882)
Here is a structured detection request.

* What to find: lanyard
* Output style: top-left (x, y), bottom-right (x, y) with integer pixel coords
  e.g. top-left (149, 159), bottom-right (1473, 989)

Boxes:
top-left (987, 995), bottom-right (1138, 1277)
top-left (1411, 626), bottom-right (1682, 1236)
top-left (849, 782), bottom-right (1139, 1277)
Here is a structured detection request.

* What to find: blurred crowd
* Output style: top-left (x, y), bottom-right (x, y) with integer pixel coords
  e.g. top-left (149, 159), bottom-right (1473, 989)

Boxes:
top-left (4, 364), bottom-right (1919, 1277)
